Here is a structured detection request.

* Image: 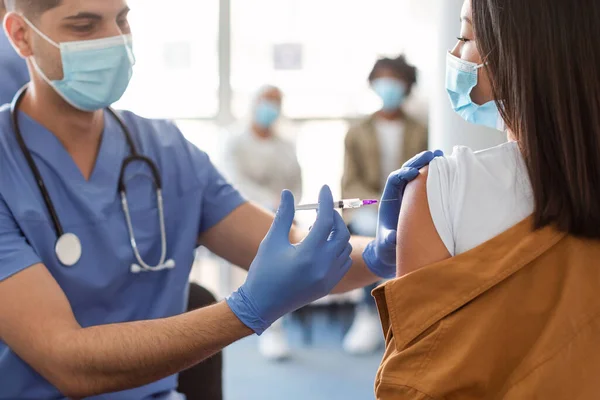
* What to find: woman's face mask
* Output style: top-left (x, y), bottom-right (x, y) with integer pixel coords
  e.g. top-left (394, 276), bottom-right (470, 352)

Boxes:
top-left (445, 52), bottom-right (503, 130)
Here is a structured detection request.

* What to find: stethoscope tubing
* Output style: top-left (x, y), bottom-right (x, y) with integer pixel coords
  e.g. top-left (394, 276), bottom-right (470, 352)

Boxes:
top-left (10, 85), bottom-right (170, 271)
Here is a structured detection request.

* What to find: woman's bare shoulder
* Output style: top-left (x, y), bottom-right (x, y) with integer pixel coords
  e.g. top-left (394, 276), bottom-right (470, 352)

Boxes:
top-left (396, 167), bottom-right (452, 278)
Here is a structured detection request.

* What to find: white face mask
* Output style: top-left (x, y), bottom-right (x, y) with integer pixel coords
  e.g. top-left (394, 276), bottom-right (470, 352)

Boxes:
top-left (445, 51), bottom-right (505, 131)
top-left (24, 17), bottom-right (135, 111)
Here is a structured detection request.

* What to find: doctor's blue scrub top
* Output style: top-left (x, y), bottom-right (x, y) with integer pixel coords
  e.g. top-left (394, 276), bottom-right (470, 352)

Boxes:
top-left (0, 106), bottom-right (246, 400)
top-left (0, 32), bottom-right (29, 105)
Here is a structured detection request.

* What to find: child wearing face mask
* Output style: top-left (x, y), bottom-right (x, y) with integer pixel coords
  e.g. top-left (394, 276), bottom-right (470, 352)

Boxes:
top-left (341, 55), bottom-right (428, 356)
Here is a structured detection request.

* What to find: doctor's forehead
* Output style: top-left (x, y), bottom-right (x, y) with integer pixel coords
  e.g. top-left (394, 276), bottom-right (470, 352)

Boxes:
top-left (36, 0), bottom-right (129, 18)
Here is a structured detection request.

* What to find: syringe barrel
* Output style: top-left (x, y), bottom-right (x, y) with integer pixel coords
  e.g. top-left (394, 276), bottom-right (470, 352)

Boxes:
top-left (341, 199), bottom-right (363, 209)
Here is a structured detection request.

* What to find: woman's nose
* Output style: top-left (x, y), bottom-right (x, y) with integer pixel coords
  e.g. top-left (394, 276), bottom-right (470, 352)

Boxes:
top-left (450, 42), bottom-right (462, 58)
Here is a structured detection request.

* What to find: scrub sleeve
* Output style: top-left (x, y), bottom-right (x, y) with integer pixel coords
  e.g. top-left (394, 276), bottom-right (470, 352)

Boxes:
top-left (0, 194), bottom-right (43, 282)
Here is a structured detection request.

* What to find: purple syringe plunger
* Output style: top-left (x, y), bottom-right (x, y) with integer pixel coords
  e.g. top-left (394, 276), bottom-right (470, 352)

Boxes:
top-left (362, 199), bottom-right (379, 206)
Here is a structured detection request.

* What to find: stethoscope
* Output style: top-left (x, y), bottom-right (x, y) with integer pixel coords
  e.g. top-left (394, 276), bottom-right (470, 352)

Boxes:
top-left (10, 86), bottom-right (176, 273)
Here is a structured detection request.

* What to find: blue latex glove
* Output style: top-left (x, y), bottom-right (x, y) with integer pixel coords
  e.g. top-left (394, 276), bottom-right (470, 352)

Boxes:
top-left (227, 185), bottom-right (353, 335)
top-left (362, 150), bottom-right (444, 279)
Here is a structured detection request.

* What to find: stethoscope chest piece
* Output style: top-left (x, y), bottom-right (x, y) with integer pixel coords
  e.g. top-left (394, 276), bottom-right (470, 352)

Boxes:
top-left (55, 233), bottom-right (82, 267)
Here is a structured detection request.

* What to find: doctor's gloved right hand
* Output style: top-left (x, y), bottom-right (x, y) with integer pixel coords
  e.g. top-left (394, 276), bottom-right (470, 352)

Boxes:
top-left (226, 186), bottom-right (352, 335)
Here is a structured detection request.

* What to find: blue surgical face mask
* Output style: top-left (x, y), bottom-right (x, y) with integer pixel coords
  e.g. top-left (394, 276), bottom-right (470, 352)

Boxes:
top-left (445, 51), bottom-right (504, 130)
top-left (254, 100), bottom-right (281, 128)
top-left (24, 17), bottom-right (135, 112)
top-left (372, 78), bottom-right (407, 112)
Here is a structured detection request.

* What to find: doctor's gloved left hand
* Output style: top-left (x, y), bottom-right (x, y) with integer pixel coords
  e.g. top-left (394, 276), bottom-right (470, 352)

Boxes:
top-left (362, 150), bottom-right (444, 279)
top-left (227, 186), bottom-right (352, 335)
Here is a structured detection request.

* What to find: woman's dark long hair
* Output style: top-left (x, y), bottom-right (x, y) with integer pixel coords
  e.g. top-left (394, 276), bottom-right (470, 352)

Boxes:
top-left (473, 0), bottom-right (600, 238)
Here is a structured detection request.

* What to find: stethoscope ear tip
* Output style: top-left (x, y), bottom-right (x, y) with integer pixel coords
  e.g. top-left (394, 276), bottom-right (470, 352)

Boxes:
top-left (164, 259), bottom-right (176, 269)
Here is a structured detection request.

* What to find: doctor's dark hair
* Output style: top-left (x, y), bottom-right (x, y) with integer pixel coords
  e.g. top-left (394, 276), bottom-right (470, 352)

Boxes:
top-left (368, 55), bottom-right (417, 96)
top-left (472, 0), bottom-right (600, 238)
top-left (3, 0), bottom-right (61, 16)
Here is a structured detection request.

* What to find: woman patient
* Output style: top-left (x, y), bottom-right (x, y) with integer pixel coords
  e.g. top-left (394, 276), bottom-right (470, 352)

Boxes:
top-left (373, 0), bottom-right (600, 398)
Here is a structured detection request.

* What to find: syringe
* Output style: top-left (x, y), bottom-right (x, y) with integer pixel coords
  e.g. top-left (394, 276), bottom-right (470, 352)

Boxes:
top-left (296, 198), bottom-right (379, 211)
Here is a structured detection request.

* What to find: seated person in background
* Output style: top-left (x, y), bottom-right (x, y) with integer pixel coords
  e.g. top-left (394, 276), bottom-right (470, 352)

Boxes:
top-left (0, 2), bottom-right (29, 104)
top-left (373, 0), bottom-right (600, 398)
top-left (222, 85), bottom-right (302, 361)
top-left (342, 55), bottom-right (428, 356)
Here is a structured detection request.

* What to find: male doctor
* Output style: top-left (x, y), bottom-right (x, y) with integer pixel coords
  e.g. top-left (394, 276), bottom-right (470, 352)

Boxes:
top-left (0, 0), bottom-right (438, 399)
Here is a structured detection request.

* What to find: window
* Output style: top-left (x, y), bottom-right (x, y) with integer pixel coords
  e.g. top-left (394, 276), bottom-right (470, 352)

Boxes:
top-left (113, 0), bottom-right (425, 229)
top-left (295, 120), bottom-right (348, 204)
top-left (114, 0), bottom-right (219, 119)
top-left (231, 0), bottom-right (411, 119)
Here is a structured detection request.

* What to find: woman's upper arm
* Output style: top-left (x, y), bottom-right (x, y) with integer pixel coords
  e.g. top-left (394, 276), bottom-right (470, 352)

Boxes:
top-left (396, 167), bottom-right (451, 277)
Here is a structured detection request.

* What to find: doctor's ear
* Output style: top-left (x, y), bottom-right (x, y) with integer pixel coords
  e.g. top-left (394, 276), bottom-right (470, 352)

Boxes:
top-left (4, 12), bottom-right (34, 58)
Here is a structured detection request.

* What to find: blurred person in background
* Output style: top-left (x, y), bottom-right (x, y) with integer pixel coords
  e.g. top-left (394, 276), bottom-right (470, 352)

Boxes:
top-left (0, 2), bottom-right (28, 104)
top-left (222, 85), bottom-right (302, 361)
top-left (342, 55), bottom-right (428, 356)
